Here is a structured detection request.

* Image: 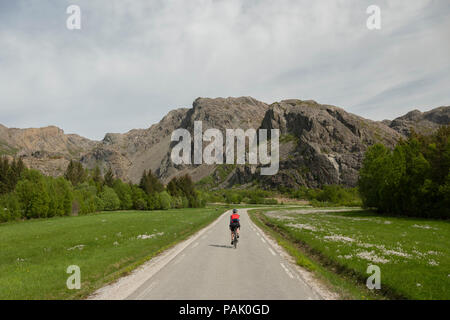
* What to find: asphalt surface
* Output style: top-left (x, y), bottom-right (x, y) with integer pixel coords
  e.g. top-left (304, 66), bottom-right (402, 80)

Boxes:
top-left (126, 209), bottom-right (322, 300)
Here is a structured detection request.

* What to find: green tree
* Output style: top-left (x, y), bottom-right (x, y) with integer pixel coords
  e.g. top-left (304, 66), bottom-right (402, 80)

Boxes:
top-left (358, 126), bottom-right (450, 218)
top-left (158, 191), bottom-right (172, 210)
top-left (45, 177), bottom-right (73, 217)
top-left (90, 165), bottom-right (104, 190)
top-left (104, 168), bottom-right (115, 188)
top-left (113, 179), bottom-right (133, 210)
top-left (99, 187), bottom-right (121, 211)
top-left (64, 160), bottom-right (87, 186)
top-left (131, 185), bottom-right (148, 210)
top-left (16, 170), bottom-right (50, 219)
top-left (139, 169), bottom-right (163, 195)
top-left (0, 193), bottom-right (20, 222)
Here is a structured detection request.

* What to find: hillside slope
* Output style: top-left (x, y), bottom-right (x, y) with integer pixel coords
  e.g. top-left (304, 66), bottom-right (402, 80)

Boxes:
top-left (1, 98), bottom-right (448, 188)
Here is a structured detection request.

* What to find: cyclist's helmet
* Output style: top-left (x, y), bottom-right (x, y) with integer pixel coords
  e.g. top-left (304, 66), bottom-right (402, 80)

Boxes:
top-left (232, 209), bottom-right (237, 213)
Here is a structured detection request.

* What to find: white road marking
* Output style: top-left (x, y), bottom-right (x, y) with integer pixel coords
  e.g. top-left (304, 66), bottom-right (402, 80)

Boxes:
top-left (280, 263), bottom-right (294, 279)
top-left (260, 237), bottom-right (266, 243)
top-left (268, 248), bottom-right (276, 256)
top-left (256, 232), bottom-right (260, 236)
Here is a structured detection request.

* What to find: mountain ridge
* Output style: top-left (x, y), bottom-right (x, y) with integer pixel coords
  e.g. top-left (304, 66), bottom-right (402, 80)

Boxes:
top-left (1, 97), bottom-right (448, 188)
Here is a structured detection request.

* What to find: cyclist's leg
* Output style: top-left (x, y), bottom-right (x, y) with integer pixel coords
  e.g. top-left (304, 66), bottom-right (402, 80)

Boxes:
top-left (230, 226), bottom-right (234, 244)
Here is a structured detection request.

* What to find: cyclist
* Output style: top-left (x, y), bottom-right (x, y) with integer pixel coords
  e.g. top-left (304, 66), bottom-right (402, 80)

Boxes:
top-left (229, 209), bottom-right (240, 245)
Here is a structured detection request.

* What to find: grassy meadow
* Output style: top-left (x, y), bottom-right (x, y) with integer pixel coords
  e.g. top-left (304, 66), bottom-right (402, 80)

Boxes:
top-left (0, 207), bottom-right (223, 299)
top-left (250, 207), bottom-right (450, 300)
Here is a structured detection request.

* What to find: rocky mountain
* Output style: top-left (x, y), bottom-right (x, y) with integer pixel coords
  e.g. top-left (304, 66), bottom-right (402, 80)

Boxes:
top-left (0, 125), bottom-right (95, 176)
top-left (1, 98), bottom-right (448, 189)
top-left (382, 106), bottom-right (450, 136)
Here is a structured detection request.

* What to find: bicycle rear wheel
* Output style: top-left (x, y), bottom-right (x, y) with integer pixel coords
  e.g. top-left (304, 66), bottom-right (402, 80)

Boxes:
top-left (233, 230), bottom-right (238, 249)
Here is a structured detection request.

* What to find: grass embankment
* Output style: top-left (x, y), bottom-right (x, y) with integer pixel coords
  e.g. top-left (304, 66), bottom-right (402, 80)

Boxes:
top-left (0, 208), bottom-right (223, 299)
top-left (249, 207), bottom-right (450, 300)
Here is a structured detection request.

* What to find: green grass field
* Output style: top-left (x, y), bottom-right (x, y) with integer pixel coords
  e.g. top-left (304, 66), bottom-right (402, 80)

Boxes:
top-left (251, 207), bottom-right (450, 300)
top-left (0, 208), bottom-right (223, 299)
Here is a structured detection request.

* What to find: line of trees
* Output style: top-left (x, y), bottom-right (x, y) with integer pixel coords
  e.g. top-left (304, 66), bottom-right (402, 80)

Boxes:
top-left (358, 126), bottom-right (449, 218)
top-left (202, 189), bottom-right (278, 205)
top-left (0, 159), bottom-right (205, 223)
top-left (286, 185), bottom-right (361, 207)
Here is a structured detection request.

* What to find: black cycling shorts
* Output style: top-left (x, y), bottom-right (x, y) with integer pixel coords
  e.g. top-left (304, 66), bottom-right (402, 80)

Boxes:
top-left (229, 222), bottom-right (240, 231)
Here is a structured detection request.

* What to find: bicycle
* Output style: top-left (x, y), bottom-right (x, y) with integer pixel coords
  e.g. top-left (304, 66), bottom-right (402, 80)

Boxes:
top-left (232, 228), bottom-right (238, 249)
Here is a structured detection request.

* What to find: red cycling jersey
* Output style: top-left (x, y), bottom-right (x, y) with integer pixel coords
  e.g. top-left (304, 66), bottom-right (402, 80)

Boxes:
top-left (230, 214), bottom-right (240, 223)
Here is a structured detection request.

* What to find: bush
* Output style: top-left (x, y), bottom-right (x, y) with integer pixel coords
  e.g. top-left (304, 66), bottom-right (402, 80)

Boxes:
top-left (147, 193), bottom-right (159, 210)
top-left (131, 185), bottom-right (148, 210)
top-left (0, 193), bottom-right (20, 222)
top-left (99, 187), bottom-right (121, 211)
top-left (159, 191), bottom-right (172, 210)
top-left (16, 171), bottom-right (50, 219)
top-left (45, 177), bottom-right (73, 217)
top-left (113, 180), bottom-right (133, 210)
top-left (73, 183), bottom-right (100, 215)
top-left (134, 198), bottom-right (147, 210)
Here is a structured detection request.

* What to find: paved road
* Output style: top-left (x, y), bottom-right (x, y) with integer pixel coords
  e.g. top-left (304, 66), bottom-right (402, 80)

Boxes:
top-left (126, 209), bottom-right (322, 300)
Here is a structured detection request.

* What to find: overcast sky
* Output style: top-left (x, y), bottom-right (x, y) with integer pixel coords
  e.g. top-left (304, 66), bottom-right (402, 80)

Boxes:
top-left (0, 0), bottom-right (449, 140)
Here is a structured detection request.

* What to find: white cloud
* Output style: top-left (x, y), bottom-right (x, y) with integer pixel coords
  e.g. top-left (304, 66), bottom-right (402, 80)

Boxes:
top-left (0, 0), bottom-right (449, 139)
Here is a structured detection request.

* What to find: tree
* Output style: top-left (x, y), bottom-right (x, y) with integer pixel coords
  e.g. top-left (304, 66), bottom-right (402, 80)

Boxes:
top-left (0, 193), bottom-right (20, 222)
top-left (113, 179), bottom-right (133, 210)
top-left (46, 176), bottom-right (73, 217)
top-left (358, 126), bottom-right (450, 218)
top-left (64, 160), bottom-right (87, 186)
top-left (73, 183), bottom-right (100, 215)
top-left (91, 165), bottom-right (103, 185)
top-left (104, 168), bottom-right (115, 187)
top-left (16, 170), bottom-right (50, 219)
top-left (99, 187), bottom-right (120, 211)
top-left (166, 174), bottom-right (201, 207)
top-left (139, 169), bottom-right (163, 195)
top-left (158, 191), bottom-right (172, 210)
top-left (0, 157), bottom-right (26, 194)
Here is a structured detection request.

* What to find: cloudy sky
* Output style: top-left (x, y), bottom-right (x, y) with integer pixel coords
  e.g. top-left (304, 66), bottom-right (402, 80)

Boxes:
top-left (0, 0), bottom-right (449, 140)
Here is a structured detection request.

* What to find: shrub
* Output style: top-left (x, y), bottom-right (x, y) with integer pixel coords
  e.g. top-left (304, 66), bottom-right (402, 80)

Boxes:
top-left (15, 171), bottom-right (50, 219)
top-left (134, 198), bottom-right (147, 210)
top-left (99, 187), bottom-right (121, 211)
top-left (113, 180), bottom-right (133, 210)
top-left (159, 191), bottom-right (172, 210)
top-left (0, 193), bottom-right (20, 222)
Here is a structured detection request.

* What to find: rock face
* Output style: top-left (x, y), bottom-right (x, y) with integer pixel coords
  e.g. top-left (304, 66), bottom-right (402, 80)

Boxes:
top-left (257, 100), bottom-right (402, 188)
top-left (1, 98), bottom-right (448, 188)
top-left (386, 106), bottom-right (450, 136)
top-left (0, 125), bottom-right (95, 176)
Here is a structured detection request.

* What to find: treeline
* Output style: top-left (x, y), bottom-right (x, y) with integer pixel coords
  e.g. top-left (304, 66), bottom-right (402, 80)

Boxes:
top-left (280, 185), bottom-right (362, 207)
top-left (200, 184), bottom-right (360, 206)
top-left (358, 126), bottom-right (449, 218)
top-left (204, 189), bottom-right (278, 205)
top-left (0, 159), bottom-right (205, 222)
